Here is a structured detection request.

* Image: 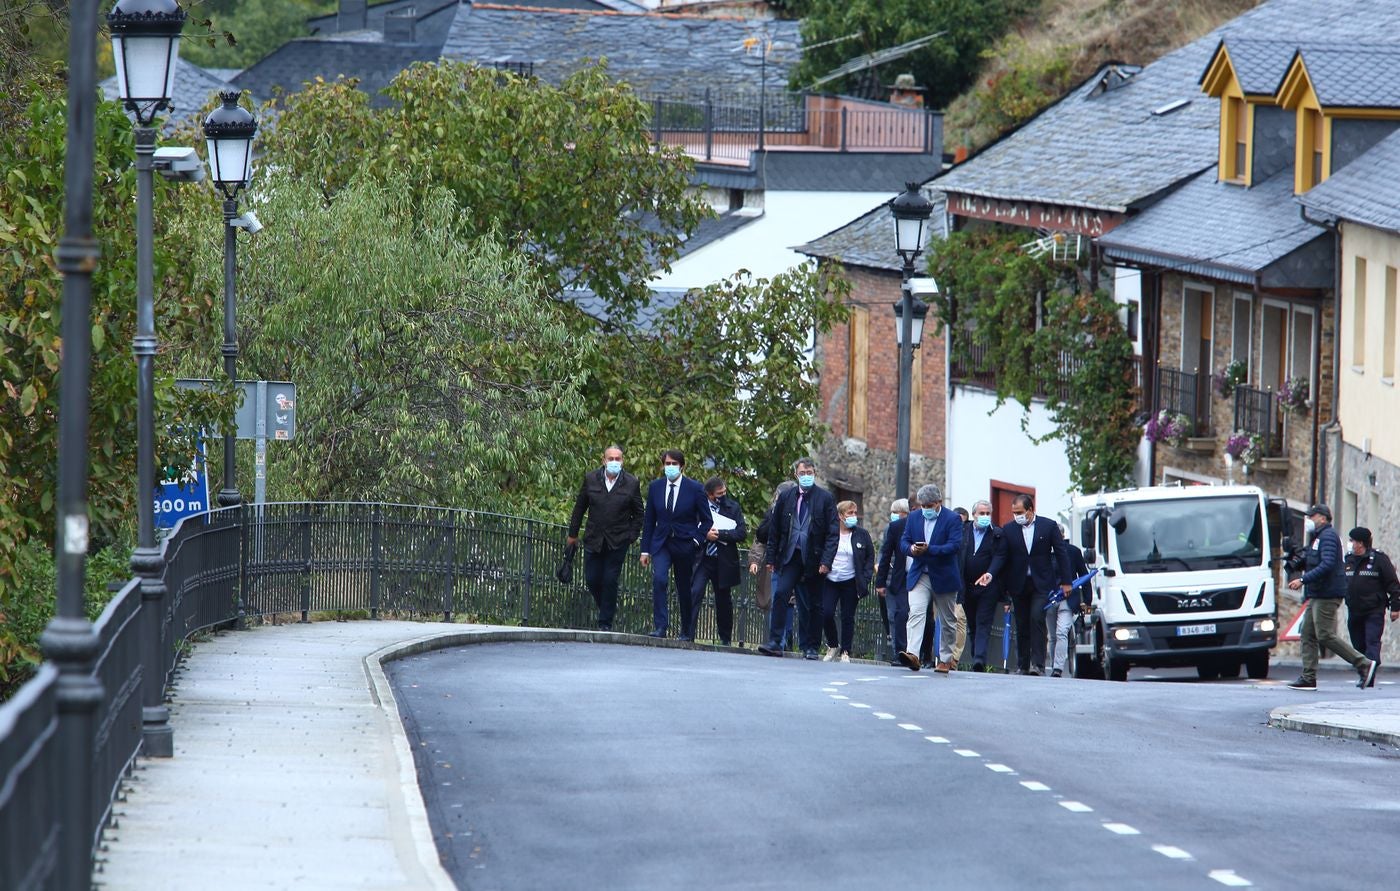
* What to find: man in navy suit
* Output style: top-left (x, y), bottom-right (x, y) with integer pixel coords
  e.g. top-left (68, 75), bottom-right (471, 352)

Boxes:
top-left (1001, 493), bottom-right (1072, 675)
top-left (875, 498), bottom-right (911, 666)
top-left (902, 483), bottom-right (963, 672)
top-left (961, 499), bottom-right (1008, 672)
top-left (689, 476), bottom-right (747, 645)
top-left (640, 449), bottom-right (712, 639)
top-left (757, 457), bottom-right (839, 660)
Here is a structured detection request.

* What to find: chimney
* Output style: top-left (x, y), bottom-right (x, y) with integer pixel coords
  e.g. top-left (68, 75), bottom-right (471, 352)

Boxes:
top-left (384, 8), bottom-right (417, 43)
top-left (338, 0), bottom-right (367, 32)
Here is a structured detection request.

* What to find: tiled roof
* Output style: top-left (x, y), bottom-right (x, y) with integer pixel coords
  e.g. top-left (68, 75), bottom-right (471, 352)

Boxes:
top-left (1210, 38), bottom-right (1297, 95)
top-left (563, 287), bottom-right (690, 333)
top-left (1294, 44), bottom-right (1400, 107)
top-left (937, 0), bottom-right (1400, 214)
top-left (441, 4), bottom-right (801, 96)
top-left (232, 39), bottom-right (441, 106)
top-left (100, 58), bottom-right (234, 132)
top-left (794, 190), bottom-right (948, 273)
top-left (1298, 128), bottom-right (1400, 233)
top-left (692, 151), bottom-right (942, 193)
top-left (1098, 168), bottom-right (1330, 288)
top-left (305, 0), bottom-right (461, 44)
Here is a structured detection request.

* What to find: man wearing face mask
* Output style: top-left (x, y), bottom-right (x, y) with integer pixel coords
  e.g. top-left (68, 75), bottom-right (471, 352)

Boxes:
top-left (640, 450), bottom-right (713, 639)
top-left (1286, 505), bottom-right (1378, 690)
top-left (1002, 493), bottom-right (1072, 676)
top-left (1342, 526), bottom-right (1400, 686)
top-left (875, 498), bottom-right (912, 666)
top-left (689, 476), bottom-right (747, 646)
top-left (568, 444), bottom-right (644, 631)
top-left (901, 483), bottom-right (963, 673)
top-left (961, 499), bottom-right (1008, 672)
top-left (757, 458), bottom-right (839, 660)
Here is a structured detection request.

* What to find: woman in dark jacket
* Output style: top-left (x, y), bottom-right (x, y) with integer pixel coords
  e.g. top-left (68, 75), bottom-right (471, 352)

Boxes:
top-left (821, 500), bottom-right (875, 663)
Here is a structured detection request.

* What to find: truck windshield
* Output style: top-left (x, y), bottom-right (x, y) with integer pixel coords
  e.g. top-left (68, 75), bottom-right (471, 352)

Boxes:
top-left (1113, 495), bottom-right (1264, 573)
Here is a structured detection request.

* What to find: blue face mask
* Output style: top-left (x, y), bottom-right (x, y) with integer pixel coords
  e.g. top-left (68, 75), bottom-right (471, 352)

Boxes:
top-left (605, 460), bottom-right (622, 475)
top-left (890, 512), bottom-right (900, 523)
top-left (797, 474), bottom-right (815, 489)
top-left (921, 507), bottom-right (937, 520)
top-left (976, 515), bottom-right (992, 528)
top-left (844, 516), bottom-right (858, 529)
top-left (663, 465), bottom-right (681, 481)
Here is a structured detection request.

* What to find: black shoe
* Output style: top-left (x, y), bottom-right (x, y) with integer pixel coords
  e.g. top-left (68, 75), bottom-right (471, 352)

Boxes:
top-left (647, 630), bottom-right (666, 638)
top-left (972, 662), bottom-right (985, 673)
top-left (803, 649), bottom-right (819, 660)
top-left (757, 642), bottom-right (782, 657)
top-left (1027, 668), bottom-right (1042, 677)
top-left (1051, 668), bottom-right (1063, 678)
top-left (720, 639), bottom-right (731, 647)
top-left (1286, 677), bottom-right (1317, 690)
top-left (598, 623), bottom-right (612, 632)
top-left (1359, 660), bottom-right (1378, 689)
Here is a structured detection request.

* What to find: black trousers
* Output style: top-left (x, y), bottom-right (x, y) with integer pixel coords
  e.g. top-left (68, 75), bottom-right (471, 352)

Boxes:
top-left (963, 585), bottom-right (1000, 667)
top-left (690, 555), bottom-right (734, 643)
top-left (583, 544), bottom-right (629, 628)
top-left (1011, 575), bottom-right (1047, 671)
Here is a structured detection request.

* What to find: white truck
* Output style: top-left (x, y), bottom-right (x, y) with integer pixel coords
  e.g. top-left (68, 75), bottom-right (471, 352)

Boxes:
top-left (1067, 485), bottom-right (1283, 682)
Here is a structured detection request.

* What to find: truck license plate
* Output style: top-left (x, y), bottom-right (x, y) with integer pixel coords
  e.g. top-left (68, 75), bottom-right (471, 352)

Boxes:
top-left (1176, 623), bottom-right (1216, 636)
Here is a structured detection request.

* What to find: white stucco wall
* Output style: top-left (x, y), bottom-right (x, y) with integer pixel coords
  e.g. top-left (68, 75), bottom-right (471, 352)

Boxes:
top-left (945, 385), bottom-right (1075, 521)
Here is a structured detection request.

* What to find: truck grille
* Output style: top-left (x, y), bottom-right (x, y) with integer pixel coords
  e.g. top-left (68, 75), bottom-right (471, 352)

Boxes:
top-left (1141, 586), bottom-right (1248, 615)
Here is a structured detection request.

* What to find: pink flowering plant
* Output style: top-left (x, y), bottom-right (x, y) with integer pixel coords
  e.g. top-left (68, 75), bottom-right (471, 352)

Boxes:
top-left (1276, 376), bottom-right (1309, 414)
top-left (1143, 408), bottom-right (1192, 447)
top-left (1225, 430), bottom-right (1262, 467)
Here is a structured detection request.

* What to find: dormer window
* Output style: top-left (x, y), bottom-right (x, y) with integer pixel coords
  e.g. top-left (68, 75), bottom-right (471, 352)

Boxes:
top-left (1303, 107), bottom-right (1325, 190)
top-left (1224, 95), bottom-right (1249, 181)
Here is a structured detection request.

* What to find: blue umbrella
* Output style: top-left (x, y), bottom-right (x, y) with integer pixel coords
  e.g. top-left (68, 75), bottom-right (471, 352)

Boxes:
top-left (1044, 568), bottom-right (1099, 610)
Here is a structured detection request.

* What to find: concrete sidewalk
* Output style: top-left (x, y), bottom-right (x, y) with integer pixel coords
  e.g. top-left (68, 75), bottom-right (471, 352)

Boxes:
top-left (94, 622), bottom-right (1400, 890)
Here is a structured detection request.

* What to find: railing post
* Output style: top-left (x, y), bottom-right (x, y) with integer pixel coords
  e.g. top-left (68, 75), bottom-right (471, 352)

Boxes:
top-left (704, 87), bottom-right (713, 161)
top-left (236, 502), bottom-right (249, 629)
top-left (445, 512), bottom-right (457, 623)
top-left (299, 505), bottom-right (312, 623)
top-left (522, 519), bottom-right (534, 625)
top-left (370, 506), bottom-right (383, 619)
top-left (840, 107), bottom-right (848, 152)
top-left (652, 96), bottom-right (662, 147)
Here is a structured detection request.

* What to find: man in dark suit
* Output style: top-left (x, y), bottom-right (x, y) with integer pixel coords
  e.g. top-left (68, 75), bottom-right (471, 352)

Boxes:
top-left (876, 498), bottom-right (912, 667)
top-left (902, 483), bottom-right (963, 673)
top-left (757, 457), bottom-right (839, 660)
top-left (1001, 493), bottom-right (1072, 676)
top-left (961, 499), bottom-right (1008, 672)
top-left (567, 444), bottom-right (644, 630)
top-left (689, 476), bottom-right (747, 645)
top-left (640, 449), bottom-right (712, 639)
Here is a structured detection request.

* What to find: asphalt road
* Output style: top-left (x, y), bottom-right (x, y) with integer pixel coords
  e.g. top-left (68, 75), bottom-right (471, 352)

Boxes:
top-left (386, 644), bottom-right (1400, 890)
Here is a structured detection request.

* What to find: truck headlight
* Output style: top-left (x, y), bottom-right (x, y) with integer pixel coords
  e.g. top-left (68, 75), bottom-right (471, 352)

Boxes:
top-left (1251, 618), bottom-right (1276, 633)
top-left (1112, 627), bottom-right (1140, 642)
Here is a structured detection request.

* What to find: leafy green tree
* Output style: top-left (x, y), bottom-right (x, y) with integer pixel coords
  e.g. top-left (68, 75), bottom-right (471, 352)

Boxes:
top-left (181, 0), bottom-right (332, 71)
top-left (259, 60), bottom-right (711, 320)
top-left (928, 228), bottom-right (1138, 493)
top-left (786, 0), bottom-right (1039, 109)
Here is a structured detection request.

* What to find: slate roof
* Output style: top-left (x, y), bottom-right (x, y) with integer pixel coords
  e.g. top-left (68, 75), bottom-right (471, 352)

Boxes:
top-left (232, 39), bottom-right (441, 106)
top-left (1293, 44), bottom-right (1400, 107)
top-left (305, 0), bottom-right (461, 43)
top-left (563, 287), bottom-right (690, 333)
top-left (1298, 128), bottom-right (1400, 233)
top-left (693, 151), bottom-right (942, 193)
top-left (1209, 38), bottom-right (1298, 95)
top-left (441, 4), bottom-right (801, 96)
top-left (794, 190), bottom-right (949, 273)
top-left (1098, 168), bottom-right (1330, 288)
top-left (100, 58), bottom-right (234, 132)
top-left (936, 0), bottom-right (1400, 214)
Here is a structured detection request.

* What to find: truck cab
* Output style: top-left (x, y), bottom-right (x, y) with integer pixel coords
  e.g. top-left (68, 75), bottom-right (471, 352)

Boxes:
top-left (1068, 485), bottom-right (1281, 681)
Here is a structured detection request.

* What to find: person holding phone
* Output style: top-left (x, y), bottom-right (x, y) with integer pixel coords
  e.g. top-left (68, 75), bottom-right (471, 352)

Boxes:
top-left (900, 483), bottom-right (963, 673)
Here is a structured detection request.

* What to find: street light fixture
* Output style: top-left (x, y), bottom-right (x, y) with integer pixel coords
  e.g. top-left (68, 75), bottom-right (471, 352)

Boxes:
top-left (888, 181), bottom-right (934, 502)
top-left (108, 0), bottom-right (185, 759)
top-left (203, 89), bottom-right (258, 508)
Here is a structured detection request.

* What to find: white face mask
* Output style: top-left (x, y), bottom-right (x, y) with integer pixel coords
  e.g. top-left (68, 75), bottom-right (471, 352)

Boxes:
top-left (1304, 518), bottom-right (1316, 535)
top-left (1014, 514), bottom-right (1030, 526)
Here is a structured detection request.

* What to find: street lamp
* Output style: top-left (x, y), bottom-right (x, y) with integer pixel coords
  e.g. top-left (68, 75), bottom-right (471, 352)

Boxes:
top-left (108, 0), bottom-right (185, 759)
top-left (889, 181), bottom-right (934, 502)
top-left (203, 90), bottom-right (258, 508)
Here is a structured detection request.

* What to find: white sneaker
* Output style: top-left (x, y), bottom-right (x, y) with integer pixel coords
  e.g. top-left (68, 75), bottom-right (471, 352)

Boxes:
top-left (822, 647), bottom-right (838, 662)
top-left (840, 652), bottom-right (851, 664)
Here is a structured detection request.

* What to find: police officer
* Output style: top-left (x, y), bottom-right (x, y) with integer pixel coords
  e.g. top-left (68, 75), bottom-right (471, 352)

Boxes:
top-left (1344, 526), bottom-right (1400, 687)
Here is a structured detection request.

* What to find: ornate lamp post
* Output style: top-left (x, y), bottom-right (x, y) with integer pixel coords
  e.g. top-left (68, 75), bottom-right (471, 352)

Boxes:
top-left (203, 90), bottom-right (258, 508)
top-left (889, 182), bottom-right (934, 501)
top-left (108, 0), bottom-right (185, 758)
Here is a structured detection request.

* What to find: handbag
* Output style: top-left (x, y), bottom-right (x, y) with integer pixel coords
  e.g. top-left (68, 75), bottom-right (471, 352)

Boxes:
top-left (555, 541), bottom-right (577, 585)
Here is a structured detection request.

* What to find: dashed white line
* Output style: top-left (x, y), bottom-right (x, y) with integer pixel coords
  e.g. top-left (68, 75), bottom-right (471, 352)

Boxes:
top-left (857, 677), bottom-right (882, 682)
top-left (1058, 801), bottom-right (1093, 813)
top-left (897, 723), bottom-right (922, 731)
top-left (1020, 781), bottom-right (1051, 792)
top-left (873, 712), bottom-right (897, 720)
top-left (985, 764), bottom-right (1014, 773)
top-left (1208, 870), bottom-right (1252, 887)
top-left (849, 702), bottom-right (871, 709)
top-left (1103, 823), bottom-right (1140, 835)
top-left (821, 687), bottom-right (838, 693)
top-left (828, 681), bottom-right (848, 686)
top-left (1153, 845), bottom-right (1193, 860)
top-left (923, 736), bottom-right (949, 744)
top-left (830, 694), bottom-right (849, 700)
top-left (953, 749), bottom-right (980, 757)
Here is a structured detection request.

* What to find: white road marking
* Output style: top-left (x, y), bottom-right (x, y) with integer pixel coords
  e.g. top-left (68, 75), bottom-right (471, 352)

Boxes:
top-left (830, 694), bottom-right (849, 700)
top-left (1103, 823), bottom-right (1139, 835)
top-left (1208, 870), bottom-right (1252, 887)
top-left (873, 712), bottom-right (896, 720)
top-left (1058, 801), bottom-right (1093, 813)
top-left (924, 736), bottom-right (949, 744)
top-left (849, 702), bottom-right (871, 709)
top-left (1020, 781), bottom-right (1050, 791)
top-left (821, 687), bottom-right (838, 692)
top-left (829, 681), bottom-right (848, 686)
top-left (953, 749), bottom-right (980, 757)
top-left (1153, 845), bottom-right (1193, 860)
top-left (897, 723), bottom-right (922, 731)
top-left (857, 677), bottom-right (882, 682)
top-left (985, 764), bottom-right (1014, 773)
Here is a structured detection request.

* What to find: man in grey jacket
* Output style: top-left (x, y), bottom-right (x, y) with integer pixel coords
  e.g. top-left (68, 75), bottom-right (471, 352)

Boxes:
top-left (1286, 504), bottom-right (1377, 690)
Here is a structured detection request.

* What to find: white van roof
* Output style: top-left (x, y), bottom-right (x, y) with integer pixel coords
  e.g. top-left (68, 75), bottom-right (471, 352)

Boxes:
top-left (1070, 485), bottom-right (1265, 513)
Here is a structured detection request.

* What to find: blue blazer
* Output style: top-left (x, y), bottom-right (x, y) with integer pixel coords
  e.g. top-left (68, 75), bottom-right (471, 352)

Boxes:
top-left (901, 507), bottom-right (963, 593)
top-left (641, 475), bottom-right (712, 554)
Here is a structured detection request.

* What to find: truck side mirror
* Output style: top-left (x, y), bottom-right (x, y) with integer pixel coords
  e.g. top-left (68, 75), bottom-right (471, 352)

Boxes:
top-left (1083, 547), bottom-right (1097, 564)
top-left (1109, 508), bottom-right (1127, 534)
top-left (1080, 516), bottom-right (1096, 549)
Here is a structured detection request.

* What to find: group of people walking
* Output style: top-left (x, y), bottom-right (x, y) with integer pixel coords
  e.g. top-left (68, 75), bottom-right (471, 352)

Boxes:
top-left (567, 447), bottom-right (1091, 674)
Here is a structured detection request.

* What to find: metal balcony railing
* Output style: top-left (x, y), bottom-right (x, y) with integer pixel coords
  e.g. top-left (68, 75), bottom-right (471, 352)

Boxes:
top-left (1156, 366), bottom-right (1209, 436)
top-left (1232, 385), bottom-right (1285, 456)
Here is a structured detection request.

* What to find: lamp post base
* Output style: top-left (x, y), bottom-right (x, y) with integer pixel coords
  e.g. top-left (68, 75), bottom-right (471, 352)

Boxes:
top-left (216, 487), bottom-right (242, 508)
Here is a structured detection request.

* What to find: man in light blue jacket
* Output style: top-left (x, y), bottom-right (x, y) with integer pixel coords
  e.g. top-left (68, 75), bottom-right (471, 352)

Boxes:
top-left (901, 483), bottom-right (963, 673)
